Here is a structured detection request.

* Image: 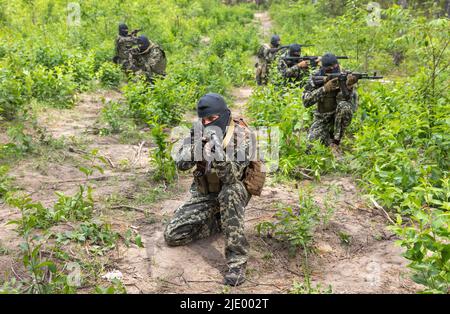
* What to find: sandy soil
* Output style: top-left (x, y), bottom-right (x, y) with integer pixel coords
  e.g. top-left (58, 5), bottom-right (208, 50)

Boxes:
top-left (0, 12), bottom-right (421, 294)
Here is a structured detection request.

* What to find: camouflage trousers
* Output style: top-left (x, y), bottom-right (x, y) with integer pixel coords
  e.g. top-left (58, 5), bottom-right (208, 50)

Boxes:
top-left (255, 61), bottom-right (269, 85)
top-left (164, 181), bottom-right (251, 269)
top-left (307, 100), bottom-right (356, 145)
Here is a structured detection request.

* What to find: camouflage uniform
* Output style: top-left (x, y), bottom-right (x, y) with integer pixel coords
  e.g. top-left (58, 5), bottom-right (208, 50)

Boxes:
top-left (164, 120), bottom-right (252, 269)
top-left (129, 42), bottom-right (166, 81)
top-left (114, 35), bottom-right (139, 69)
top-left (255, 43), bottom-right (278, 85)
top-left (278, 51), bottom-right (309, 85)
top-left (302, 70), bottom-right (358, 145)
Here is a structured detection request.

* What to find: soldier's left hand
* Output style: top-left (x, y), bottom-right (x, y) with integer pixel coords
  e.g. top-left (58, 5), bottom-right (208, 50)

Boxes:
top-left (297, 60), bottom-right (309, 69)
top-left (346, 74), bottom-right (359, 88)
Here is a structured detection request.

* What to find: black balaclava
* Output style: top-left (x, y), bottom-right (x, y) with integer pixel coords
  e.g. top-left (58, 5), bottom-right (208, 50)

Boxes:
top-left (197, 93), bottom-right (231, 135)
top-left (270, 34), bottom-right (281, 48)
top-left (119, 23), bottom-right (129, 36)
top-left (289, 44), bottom-right (302, 57)
top-left (137, 35), bottom-right (150, 52)
top-left (320, 53), bottom-right (340, 75)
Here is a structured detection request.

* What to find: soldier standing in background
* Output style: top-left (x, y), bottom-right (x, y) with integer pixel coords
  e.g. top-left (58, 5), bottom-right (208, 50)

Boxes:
top-left (113, 23), bottom-right (140, 70)
top-left (255, 34), bottom-right (282, 85)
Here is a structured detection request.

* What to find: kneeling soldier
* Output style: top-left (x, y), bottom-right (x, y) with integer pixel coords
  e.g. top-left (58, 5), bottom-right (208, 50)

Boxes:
top-left (164, 93), bottom-right (265, 286)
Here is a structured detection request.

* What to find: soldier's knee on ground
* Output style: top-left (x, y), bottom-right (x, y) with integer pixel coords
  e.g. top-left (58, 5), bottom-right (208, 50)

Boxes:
top-left (164, 222), bottom-right (194, 246)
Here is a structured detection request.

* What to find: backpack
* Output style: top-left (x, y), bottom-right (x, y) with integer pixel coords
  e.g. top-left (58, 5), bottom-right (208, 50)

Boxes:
top-left (257, 43), bottom-right (272, 60)
top-left (151, 45), bottom-right (167, 76)
top-left (223, 117), bottom-right (266, 196)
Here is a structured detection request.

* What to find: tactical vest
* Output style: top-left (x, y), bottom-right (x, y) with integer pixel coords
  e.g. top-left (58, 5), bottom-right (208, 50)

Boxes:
top-left (318, 87), bottom-right (339, 113)
top-left (149, 45), bottom-right (167, 76)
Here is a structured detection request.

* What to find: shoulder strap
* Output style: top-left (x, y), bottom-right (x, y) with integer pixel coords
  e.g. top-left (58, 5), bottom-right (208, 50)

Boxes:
top-left (222, 119), bottom-right (235, 148)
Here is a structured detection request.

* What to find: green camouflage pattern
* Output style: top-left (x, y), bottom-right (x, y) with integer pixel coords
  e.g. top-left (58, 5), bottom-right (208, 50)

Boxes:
top-left (129, 42), bottom-right (166, 81)
top-left (114, 35), bottom-right (139, 68)
top-left (303, 71), bottom-right (358, 145)
top-left (164, 120), bottom-right (252, 269)
top-left (255, 43), bottom-right (278, 85)
top-left (278, 51), bottom-right (309, 84)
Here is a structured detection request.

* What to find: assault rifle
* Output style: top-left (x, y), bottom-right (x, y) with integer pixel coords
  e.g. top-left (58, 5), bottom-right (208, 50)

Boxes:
top-left (130, 28), bottom-right (142, 36)
top-left (268, 44), bottom-right (314, 54)
top-left (282, 56), bottom-right (349, 68)
top-left (312, 71), bottom-right (383, 100)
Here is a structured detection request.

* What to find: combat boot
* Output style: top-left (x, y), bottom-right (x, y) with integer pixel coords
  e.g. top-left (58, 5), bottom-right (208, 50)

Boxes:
top-left (223, 265), bottom-right (246, 286)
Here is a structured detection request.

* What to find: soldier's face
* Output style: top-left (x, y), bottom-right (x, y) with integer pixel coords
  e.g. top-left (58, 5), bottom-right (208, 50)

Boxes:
top-left (201, 115), bottom-right (220, 125)
top-left (324, 64), bottom-right (339, 73)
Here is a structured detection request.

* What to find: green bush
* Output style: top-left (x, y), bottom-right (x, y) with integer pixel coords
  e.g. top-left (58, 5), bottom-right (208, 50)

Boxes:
top-left (30, 65), bottom-right (76, 108)
top-left (96, 62), bottom-right (123, 88)
top-left (0, 68), bottom-right (31, 120)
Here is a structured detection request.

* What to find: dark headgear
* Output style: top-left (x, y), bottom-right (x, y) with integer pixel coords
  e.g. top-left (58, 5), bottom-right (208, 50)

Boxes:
top-left (118, 23), bottom-right (128, 36)
top-left (137, 35), bottom-right (150, 52)
top-left (321, 53), bottom-right (339, 67)
top-left (270, 34), bottom-right (281, 47)
top-left (197, 93), bottom-right (231, 134)
top-left (289, 44), bottom-right (302, 56)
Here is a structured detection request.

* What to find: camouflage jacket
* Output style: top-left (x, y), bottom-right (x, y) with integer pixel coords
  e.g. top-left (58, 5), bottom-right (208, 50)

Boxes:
top-left (115, 35), bottom-right (139, 61)
top-left (257, 43), bottom-right (278, 65)
top-left (302, 69), bottom-right (358, 112)
top-left (129, 42), bottom-right (166, 77)
top-left (175, 118), bottom-right (253, 195)
top-left (277, 51), bottom-right (309, 82)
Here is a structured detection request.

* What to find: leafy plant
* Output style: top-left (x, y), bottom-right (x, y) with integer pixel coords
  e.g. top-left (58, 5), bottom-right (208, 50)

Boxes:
top-left (96, 62), bottom-right (123, 88)
top-left (149, 121), bottom-right (176, 183)
top-left (55, 221), bottom-right (119, 254)
top-left (390, 208), bottom-right (450, 294)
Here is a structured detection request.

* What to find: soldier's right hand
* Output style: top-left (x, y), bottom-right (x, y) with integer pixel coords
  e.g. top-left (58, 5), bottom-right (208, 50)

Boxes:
top-left (323, 77), bottom-right (340, 93)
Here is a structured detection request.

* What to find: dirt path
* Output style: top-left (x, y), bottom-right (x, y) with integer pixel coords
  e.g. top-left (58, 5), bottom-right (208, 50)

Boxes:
top-left (254, 11), bottom-right (272, 38)
top-left (112, 12), bottom-right (419, 294)
top-left (0, 11), bottom-right (420, 294)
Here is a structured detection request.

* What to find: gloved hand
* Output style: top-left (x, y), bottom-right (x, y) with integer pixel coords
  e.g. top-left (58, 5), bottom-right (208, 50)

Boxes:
top-left (203, 128), bottom-right (225, 162)
top-left (297, 60), bottom-right (309, 69)
top-left (346, 74), bottom-right (359, 89)
top-left (323, 77), bottom-right (340, 93)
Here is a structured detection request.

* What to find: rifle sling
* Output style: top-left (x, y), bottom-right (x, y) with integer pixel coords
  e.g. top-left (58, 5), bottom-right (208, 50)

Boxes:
top-left (222, 119), bottom-right (235, 148)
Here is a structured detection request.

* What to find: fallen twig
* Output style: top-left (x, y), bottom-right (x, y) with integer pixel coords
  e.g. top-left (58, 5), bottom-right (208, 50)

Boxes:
top-left (299, 171), bottom-right (313, 180)
top-left (370, 197), bottom-right (395, 224)
top-left (10, 266), bottom-right (24, 281)
top-left (186, 279), bottom-right (223, 284)
top-left (104, 156), bottom-right (116, 169)
top-left (131, 141), bottom-right (145, 167)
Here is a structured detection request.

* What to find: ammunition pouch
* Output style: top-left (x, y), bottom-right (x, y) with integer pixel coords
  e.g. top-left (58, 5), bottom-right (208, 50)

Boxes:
top-left (318, 90), bottom-right (339, 113)
top-left (193, 165), bottom-right (221, 195)
top-left (243, 161), bottom-right (266, 196)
